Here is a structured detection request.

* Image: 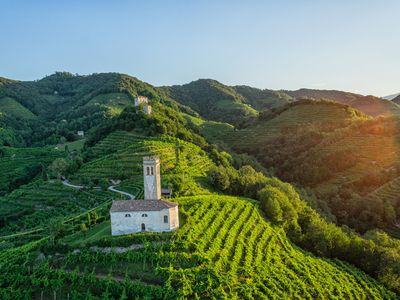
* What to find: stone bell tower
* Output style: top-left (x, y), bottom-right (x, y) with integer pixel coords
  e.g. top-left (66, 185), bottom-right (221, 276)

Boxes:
top-left (143, 156), bottom-right (161, 200)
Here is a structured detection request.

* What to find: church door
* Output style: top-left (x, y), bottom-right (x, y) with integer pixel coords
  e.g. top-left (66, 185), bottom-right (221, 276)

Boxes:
top-left (141, 223), bottom-right (146, 231)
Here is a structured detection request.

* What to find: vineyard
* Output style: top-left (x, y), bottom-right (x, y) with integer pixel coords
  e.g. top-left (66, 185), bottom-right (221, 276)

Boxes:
top-left (75, 131), bottom-right (214, 194)
top-left (222, 101), bottom-right (363, 149)
top-left (0, 180), bottom-right (119, 236)
top-left (0, 195), bottom-right (395, 299)
top-left (0, 146), bottom-right (64, 195)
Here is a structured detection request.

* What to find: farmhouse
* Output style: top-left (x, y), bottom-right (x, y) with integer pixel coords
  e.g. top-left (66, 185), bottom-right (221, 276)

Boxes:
top-left (110, 156), bottom-right (179, 236)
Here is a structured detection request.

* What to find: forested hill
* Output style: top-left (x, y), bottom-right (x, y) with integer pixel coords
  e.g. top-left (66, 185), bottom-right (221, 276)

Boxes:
top-left (161, 79), bottom-right (258, 126)
top-left (285, 88), bottom-right (400, 117)
top-left (232, 85), bottom-right (293, 110)
top-left (0, 72), bottom-right (196, 147)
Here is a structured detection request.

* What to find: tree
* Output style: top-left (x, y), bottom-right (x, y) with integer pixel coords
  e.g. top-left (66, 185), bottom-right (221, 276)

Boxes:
top-left (208, 166), bottom-right (231, 191)
top-left (258, 186), bottom-right (284, 223)
top-left (49, 158), bottom-right (69, 179)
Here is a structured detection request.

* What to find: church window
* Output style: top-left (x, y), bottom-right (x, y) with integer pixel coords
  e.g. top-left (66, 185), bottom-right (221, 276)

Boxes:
top-left (146, 166), bottom-right (150, 176)
top-left (142, 213), bottom-right (148, 217)
top-left (164, 215), bottom-right (168, 223)
top-left (125, 214), bottom-right (131, 218)
top-left (150, 166), bottom-right (154, 175)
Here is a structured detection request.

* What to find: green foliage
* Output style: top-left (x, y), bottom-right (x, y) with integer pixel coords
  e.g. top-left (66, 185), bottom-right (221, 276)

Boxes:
top-left (258, 186), bottom-right (284, 222)
top-left (233, 85), bottom-right (293, 110)
top-left (0, 146), bottom-right (64, 195)
top-left (286, 88), bottom-right (400, 117)
top-left (208, 164), bottom-right (400, 293)
top-left (163, 79), bottom-right (258, 126)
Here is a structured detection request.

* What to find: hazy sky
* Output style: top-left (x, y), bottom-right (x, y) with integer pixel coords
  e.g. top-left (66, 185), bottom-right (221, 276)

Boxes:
top-left (1, 1), bottom-right (399, 96)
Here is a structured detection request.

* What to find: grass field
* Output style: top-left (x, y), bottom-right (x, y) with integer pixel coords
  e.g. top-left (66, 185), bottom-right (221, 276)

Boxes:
top-left (62, 220), bottom-right (111, 246)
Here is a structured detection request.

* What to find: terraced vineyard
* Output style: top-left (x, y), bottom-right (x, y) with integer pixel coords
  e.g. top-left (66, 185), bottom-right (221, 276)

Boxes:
top-left (223, 101), bottom-right (364, 149)
top-left (364, 177), bottom-right (400, 238)
top-left (0, 146), bottom-right (64, 195)
top-left (1, 195), bottom-right (395, 299)
top-left (86, 130), bottom-right (150, 159)
top-left (176, 195), bottom-right (394, 299)
top-left (0, 180), bottom-right (119, 236)
top-left (75, 131), bottom-right (214, 194)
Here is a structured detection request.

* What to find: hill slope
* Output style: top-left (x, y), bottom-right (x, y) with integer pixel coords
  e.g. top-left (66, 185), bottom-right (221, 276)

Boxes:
top-left (286, 88), bottom-right (400, 117)
top-left (0, 195), bottom-right (395, 299)
top-left (221, 99), bottom-right (366, 149)
top-left (162, 79), bottom-right (258, 125)
top-left (233, 85), bottom-right (293, 110)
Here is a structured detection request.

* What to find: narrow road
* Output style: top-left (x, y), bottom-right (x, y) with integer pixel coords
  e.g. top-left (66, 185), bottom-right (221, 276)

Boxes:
top-left (62, 180), bottom-right (135, 200)
top-left (62, 180), bottom-right (84, 189)
top-left (108, 186), bottom-right (135, 200)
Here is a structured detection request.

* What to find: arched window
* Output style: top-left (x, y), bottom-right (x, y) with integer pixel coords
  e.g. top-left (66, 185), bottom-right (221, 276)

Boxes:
top-left (164, 215), bottom-right (168, 223)
top-left (125, 213), bottom-right (131, 218)
top-left (142, 213), bottom-right (148, 217)
top-left (141, 223), bottom-right (146, 231)
top-left (146, 166), bottom-right (150, 176)
top-left (150, 166), bottom-right (154, 175)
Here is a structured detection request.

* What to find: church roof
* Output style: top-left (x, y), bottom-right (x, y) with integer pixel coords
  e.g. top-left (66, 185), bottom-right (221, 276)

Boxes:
top-left (110, 200), bottom-right (178, 212)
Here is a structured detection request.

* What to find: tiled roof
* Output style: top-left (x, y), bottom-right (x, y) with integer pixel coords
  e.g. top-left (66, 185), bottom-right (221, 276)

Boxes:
top-left (110, 200), bottom-right (178, 212)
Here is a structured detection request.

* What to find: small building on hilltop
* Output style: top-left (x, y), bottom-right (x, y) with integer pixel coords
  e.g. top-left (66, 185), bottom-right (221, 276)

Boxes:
top-left (134, 96), bottom-right (148, 107)
top-left (77, 131), bottom-right (84, 137)
top-left (134, 95), bottom-right (152, 115)
top-left (110, 156), bottom-right (179, 236)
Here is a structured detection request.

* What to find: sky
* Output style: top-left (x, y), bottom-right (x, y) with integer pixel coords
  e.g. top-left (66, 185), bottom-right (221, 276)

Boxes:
top-left (1, 0), bottom-right (399, 96)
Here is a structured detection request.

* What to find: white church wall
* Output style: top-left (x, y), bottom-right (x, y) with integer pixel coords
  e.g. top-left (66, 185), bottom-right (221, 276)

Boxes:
top-left (111, 208), bottom-right (174, 236)
top-left (169, 206), bottom-right (179, 230)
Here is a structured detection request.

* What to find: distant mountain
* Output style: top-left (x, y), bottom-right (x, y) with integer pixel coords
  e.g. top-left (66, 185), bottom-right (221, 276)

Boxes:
top-left (285, 88), bottom-right (400, 117)
top-left (383, 93), bottom-right (400, 100)
top-left (232, 85), bottom-right (293, 110)
top-left (393, 94), bottom-right (400, 104)
top-left (161, 79), bottom-right (258, 125)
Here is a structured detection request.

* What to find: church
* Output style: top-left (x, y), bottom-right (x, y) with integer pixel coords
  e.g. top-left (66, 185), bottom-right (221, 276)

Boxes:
top-left (110, 156), bottom-right (179, 236)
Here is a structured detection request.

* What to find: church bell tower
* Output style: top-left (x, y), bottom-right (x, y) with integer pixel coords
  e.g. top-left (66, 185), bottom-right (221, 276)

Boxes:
top-left (143, 156), bottom-right (161, 200)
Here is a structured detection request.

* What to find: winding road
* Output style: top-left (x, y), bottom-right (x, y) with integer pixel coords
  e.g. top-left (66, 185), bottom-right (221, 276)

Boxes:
top-left (62, 180), bottom-right (135, 200)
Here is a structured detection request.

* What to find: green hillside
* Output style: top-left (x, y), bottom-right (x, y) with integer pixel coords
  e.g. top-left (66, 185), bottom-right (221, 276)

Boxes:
top-left (222, 99), bottom-right (366, 149)
top-left (76, 131), bottom-right (214, 195)
top-left (0, 195), bottom-right (395, 299)
top-left (1, 72), bottom-right (400, 298)
top-left (233, 85), bottom-right (293, 110)
top-left (286, 88), bottom-right (400, 117)
top-left (0, 146), bottom-right (64, 195)
top-left (0, 97), bottom-right (36, 119)
top-left (162, 79), bottom-right (258, 125)
top-left (0, 180), bottom-right (122, 236)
